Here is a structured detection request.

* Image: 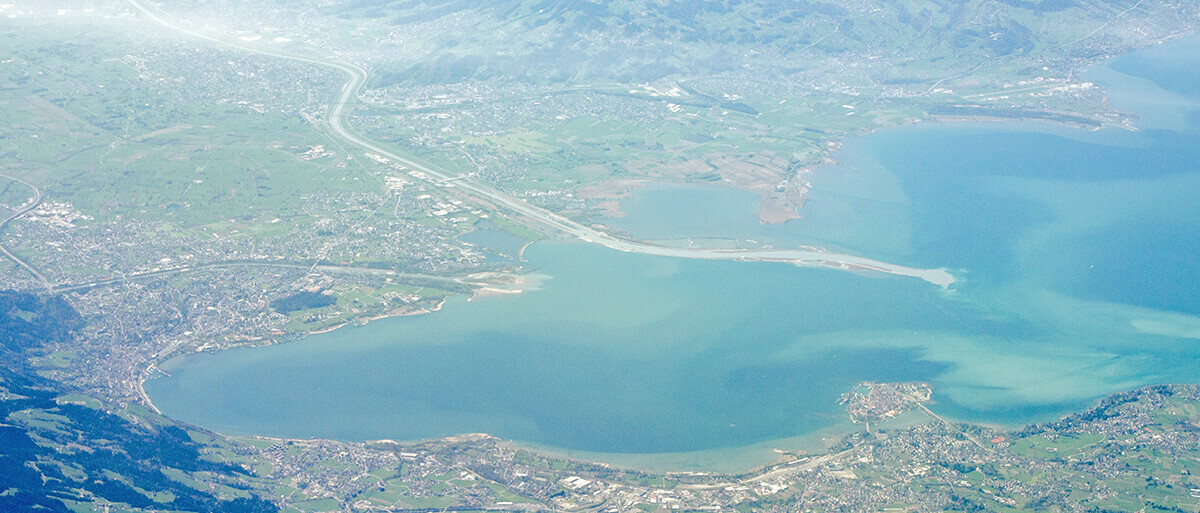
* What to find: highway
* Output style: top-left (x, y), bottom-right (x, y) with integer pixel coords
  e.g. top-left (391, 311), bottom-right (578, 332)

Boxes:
top-left (0, 173), bottom-right (53, 291)
top-left (675, 448), bottom-right (858, 491)
top-left (121, 0), bottom-right (955, 288)
top-left (51, 260), bottom-right (478, 294)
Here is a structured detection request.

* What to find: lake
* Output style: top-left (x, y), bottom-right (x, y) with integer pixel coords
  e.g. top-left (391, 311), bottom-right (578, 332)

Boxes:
top-left (146, 36), bottom-right (1200, 471)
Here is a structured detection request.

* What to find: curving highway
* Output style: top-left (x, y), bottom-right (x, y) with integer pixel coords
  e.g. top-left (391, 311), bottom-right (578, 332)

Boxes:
top-left (122, 0), bottom-right (955, 288)
top-left (0, 174), bottom-right (53, 291)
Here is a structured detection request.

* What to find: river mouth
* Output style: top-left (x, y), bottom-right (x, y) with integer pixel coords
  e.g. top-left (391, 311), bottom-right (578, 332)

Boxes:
top-left (145, 36), bottom-right (1200, 472)
top-left (149, 242), bottom-right (960, 455)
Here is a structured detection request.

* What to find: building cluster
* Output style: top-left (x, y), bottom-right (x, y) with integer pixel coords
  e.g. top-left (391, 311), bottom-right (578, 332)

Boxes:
top-left (187, 384), bottom-right (1200, 512)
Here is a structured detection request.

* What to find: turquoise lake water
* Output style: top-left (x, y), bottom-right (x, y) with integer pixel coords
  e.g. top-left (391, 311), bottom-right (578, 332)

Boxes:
top-left (146, 36), bottom-right (1200, 470)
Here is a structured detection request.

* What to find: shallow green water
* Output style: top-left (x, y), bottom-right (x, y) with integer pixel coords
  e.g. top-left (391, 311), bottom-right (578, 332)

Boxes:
top-left (147, 36), bottom-right (1200, 468)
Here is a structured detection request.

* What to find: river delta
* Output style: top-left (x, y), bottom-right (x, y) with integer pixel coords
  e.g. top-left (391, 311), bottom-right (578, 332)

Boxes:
top-left (147, 35), bottom-right (1200, 472)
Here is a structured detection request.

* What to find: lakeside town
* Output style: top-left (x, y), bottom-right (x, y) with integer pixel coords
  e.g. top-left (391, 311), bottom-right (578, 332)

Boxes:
top-left (3, 1), bottom-right (1200, 512)
top-left (105, 384), bottom-right (1200, 512)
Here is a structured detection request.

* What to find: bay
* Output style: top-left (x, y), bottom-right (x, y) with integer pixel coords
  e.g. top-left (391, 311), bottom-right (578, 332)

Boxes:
top-left (146, 35), bottom-right (1200, 470)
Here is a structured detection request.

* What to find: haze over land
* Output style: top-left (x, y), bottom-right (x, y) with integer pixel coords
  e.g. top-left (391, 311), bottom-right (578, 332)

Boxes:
top-left (2, 1), bottom-right (1200, 512)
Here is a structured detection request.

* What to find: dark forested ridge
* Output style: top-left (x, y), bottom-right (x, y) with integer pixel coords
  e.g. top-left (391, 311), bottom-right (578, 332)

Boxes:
top-left (0, 291), bottom-right (82, 350)
top-left (0, 291), bottom-right (278, 513)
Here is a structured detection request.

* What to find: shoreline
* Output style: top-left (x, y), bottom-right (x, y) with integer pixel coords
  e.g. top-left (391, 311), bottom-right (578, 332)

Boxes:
top-left (109, 13), bottom-right (1198, 485)
top-left (306, 297), bottom-right (449, 336)
top-left (140, 378), bottom-right (1191, 477)
top-left (134, 266), bottom-right (552, 417)
top-left (573, 106), bottom-right (1130, 236)
top-left (134, 295), bottom-right (455, 417)
top-left (125, 100), bottom-right (1134, 464)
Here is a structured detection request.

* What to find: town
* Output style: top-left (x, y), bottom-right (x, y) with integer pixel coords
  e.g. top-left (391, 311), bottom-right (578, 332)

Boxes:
top-left (2, 1), bottom-right (1200, 512)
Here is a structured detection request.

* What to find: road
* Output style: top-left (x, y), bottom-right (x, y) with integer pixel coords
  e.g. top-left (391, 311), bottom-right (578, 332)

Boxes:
top-left (745, 448), bottom-right (858, 484)
top-left (121, 0), bottom-right (955, 288)
top-left (676, 448), bottom-right (858, 491)
top-left (0, 173), bottom-right (53, 291)
top-left (51, 260), bottom-right (478, 294)
top-left (913, 402), bottom-right (992, 452)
